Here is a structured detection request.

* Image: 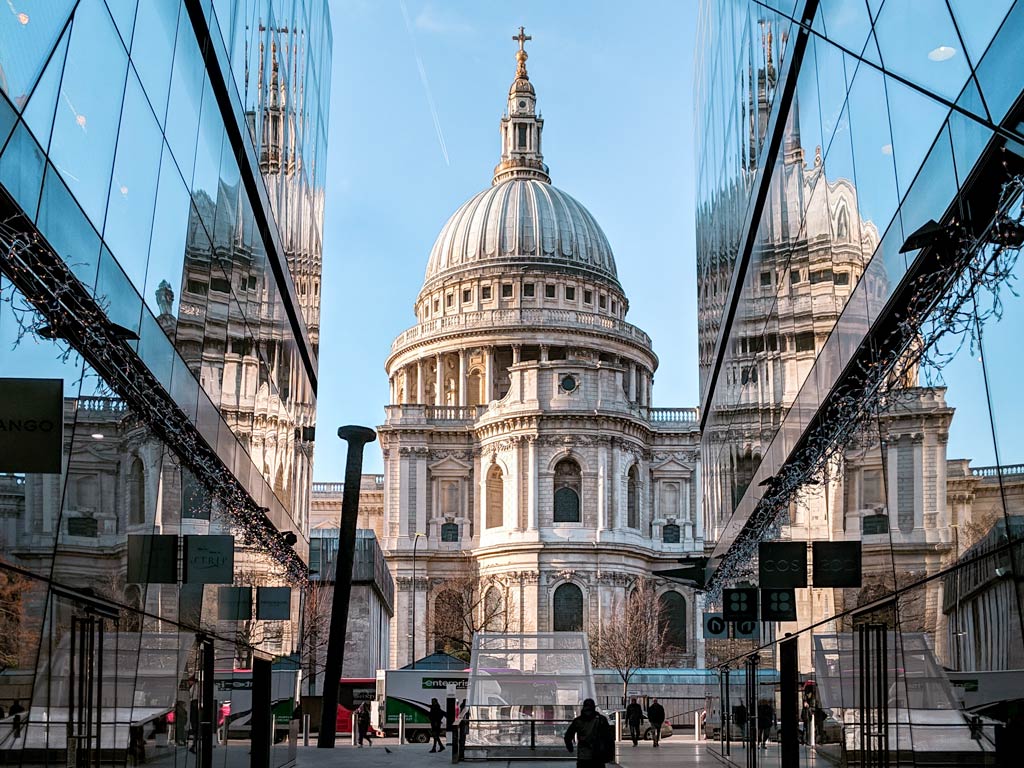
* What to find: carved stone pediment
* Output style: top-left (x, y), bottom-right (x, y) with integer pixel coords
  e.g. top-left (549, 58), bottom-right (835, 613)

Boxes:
top-left (651, 456), bottom-right (693, 477)
top-left (429, 455), bottom-right (473, 476)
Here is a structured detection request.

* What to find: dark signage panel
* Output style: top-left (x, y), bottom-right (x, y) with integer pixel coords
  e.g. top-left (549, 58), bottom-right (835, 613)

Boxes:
top-left (184, 535), bottom-right (235, 584)
top-left (257, 587), bottom-right (292, 620)
top-left (127, 534), bottom-right (178, 584)
top-left (734, 620), bottom-right (759, 640)
top-left (761, 588), bottom-right (798, 621)
top-left (0, 378), bottom-right (64, 473)
top-left (813, 541), bottom-right (862, 587)
top-left (723, 587), bottom-right (759, 622)
top-left (759, 542), bottom-right (808, 588)
top-left (218, 587), bottom-right (253, 621)
top-left (703, 612), bottom-right (728, 639)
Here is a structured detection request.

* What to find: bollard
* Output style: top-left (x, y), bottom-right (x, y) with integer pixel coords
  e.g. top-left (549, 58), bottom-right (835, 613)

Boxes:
top-left (695, 711), bottom-right (699, 741)
top-left (303, 715), bottom-right (310, 747)
top-left (398, 713), bottom-right (406, 745)
top-left (615, 711), bottom-right (622, 743)
top-left (351, 724), bottom-right (357, 746)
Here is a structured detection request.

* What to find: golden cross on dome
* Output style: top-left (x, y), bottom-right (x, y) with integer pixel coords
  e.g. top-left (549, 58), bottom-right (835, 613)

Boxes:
top-left (513, 26), bottom-right (532, 53)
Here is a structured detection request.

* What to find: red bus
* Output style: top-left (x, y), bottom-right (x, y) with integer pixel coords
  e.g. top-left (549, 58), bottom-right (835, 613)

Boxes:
top-left (337, 678), bottom-right (377, 735)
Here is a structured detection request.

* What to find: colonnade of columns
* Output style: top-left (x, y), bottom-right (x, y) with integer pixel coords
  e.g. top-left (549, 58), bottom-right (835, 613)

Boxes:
top-left (387, 346), bottom-right (653, 407)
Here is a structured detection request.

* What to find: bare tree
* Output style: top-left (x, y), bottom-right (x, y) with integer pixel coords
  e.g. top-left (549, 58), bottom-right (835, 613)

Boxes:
top-left (432, 576), bottom-right (511, 661)
top-left (300, 580), bottom-right (332, 693)
top-left (588, 579), bottom-right (672, 704)
top-left (0, 566), bottom-right (29, 672)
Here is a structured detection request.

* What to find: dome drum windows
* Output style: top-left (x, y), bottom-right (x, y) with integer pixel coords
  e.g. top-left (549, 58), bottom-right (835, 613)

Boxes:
top-left (553, 458), bottom-right (582, 523)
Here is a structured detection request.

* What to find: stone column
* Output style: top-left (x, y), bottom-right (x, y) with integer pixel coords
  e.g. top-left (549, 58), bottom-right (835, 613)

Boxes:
top-left (417, 359), bottom-right (425, 404)
top-left (597, 439), bottom-right (608, 534)
top-left (628, 361), bottom-right (637, 402)
top-left (458, 349), bottom-right (467, 407)
top-left (540, 345), bottom-right (549, 362)
top-left (609, 438), bottom-right (618, 529)
top-left (416, 450), bottom-right (428, 535)
top-left (435, 354), bottom-right (444, 406)
top-left (512, 345), bottom-right (521, 365)
top-left (389, 375), bottom-right (396, 405)
top-left (485, 347), bottom-right (495, 403)
top-left (527, 437), bottom-right (538, 531)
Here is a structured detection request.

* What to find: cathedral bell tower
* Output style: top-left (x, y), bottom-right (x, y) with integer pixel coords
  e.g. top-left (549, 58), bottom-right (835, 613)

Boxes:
top-left (493, 27), bottom-right (551, 184)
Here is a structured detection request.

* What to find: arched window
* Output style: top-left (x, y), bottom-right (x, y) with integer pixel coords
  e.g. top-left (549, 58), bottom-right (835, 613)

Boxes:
top-left (483, 586), bottom-right (504, 631)
top-left (553, 583), bottom-right (583, 632)
top-left (486, 466), bottom-right (504, 529)
top-left (663, 523), bottom-right (681, 543)
top-left (553, 458), bottom-right (581, 523)
top-left (433, 589), bottom-right (465, 652)
top-left (129, 459), bottom-right (145, 525)
top-left (658, 591), bottom-right (688, 652)
top-left (467, 369), bottom-right (484, 406)
top-left (836, 205), bottom-right (850, 241)
top-left (627, 465), bottom-right (639, 528)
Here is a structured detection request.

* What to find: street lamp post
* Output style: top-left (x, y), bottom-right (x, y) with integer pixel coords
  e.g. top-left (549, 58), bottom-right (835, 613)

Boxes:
top-left (411, 532), bottom-right (426, 670)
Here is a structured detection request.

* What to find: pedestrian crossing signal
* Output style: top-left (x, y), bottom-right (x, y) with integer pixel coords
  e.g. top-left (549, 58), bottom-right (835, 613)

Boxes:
top-left (760, 588), bottom-right (797, 621)
top-left (723, 587), bottom-right (759, 622)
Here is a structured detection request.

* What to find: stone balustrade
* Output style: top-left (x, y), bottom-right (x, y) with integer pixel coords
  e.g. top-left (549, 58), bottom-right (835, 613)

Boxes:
top-left (391, 307), bottom-right (652, 353)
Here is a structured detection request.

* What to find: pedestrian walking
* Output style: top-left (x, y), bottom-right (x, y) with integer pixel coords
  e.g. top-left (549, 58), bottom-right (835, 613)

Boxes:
top-left (733, 701), bottom-right (747, 740)
top-left (428, 698), bottom-right (446, 753)
top-left (356, 701), bottom-right (373, 747)
top-left (564, 699), bottom-right (613, 768)
top-left (799, 701), bottom-right (811, 744)
top-left (9, 700), bottom-right (24, 740)
top-left (646, 698), bottom-right (665, 748)
top-left (757, 699), bottom-right (774, 748)
top-left (625, 697), bottom-right (643, 746)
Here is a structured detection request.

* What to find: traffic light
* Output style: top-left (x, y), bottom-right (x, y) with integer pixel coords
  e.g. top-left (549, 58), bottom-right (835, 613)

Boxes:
top-left (760, 588), bottom-right (797, 621)
top-left (723, 587), bottom-right (759, 622)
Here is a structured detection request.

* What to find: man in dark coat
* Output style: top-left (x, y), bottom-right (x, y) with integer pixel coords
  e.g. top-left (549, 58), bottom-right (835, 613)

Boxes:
top-left (564, 698), bottom-right (613, 768)
top-left (356, 701), bottom-right (373, 747)
top-left (757, 699), bottom-right (774, 748)
top-left (646, 698), bottom-right (666, 747)
top-left (625, 697), bottom-right (643, 746)
top-left (9, 700), bottom-right (24, 739)
top-left (428, 698), bottom-right (446, 753)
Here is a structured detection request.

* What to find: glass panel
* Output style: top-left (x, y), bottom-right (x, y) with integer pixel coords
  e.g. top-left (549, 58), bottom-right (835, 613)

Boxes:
top-left (974, 0), bottom-right (1024, 125)
top-left (0, 120), bottom-right (45, 219)
top-left (883, 75), bottom-right (950, 203)
top-left (0, 0), bottom-right (75, 108)
top-left (95, 245), bottom-right (143, 338)
top-left (20, 22), bottom-right (70, 151)
top-left (36, 164), bottom-right (102, 291)
top-left (814, 0), bottom-right (872, 57)
top-left (48, 0), bottom-right (129, 228)
top-left (130, 0), bottom-right (178, 125)
top-left (947, 0), bottom-right (1014, 66)
top-left (104, 0), bottom-right (137, 49)
top-left (874, 0), bottom-right (972, 103)
top-left (164, 7), bottom-right (204, 186)
top-left (104, 71), bottom-right (162, 291)
top-left (0, 93), bottom-right (14, 149)
top-left (143, 143), bottom-right (191, 321)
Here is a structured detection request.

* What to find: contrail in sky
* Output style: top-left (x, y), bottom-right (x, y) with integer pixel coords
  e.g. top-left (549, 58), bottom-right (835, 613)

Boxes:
top-left (399, 0), bottom-right (450, 166)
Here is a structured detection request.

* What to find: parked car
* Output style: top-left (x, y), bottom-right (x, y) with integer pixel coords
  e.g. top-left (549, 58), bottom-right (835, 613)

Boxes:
top-left (643, 721), bottom-right (673, 740)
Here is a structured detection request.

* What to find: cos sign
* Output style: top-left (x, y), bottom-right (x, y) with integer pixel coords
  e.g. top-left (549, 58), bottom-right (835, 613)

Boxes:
top-left (812, 541), bottom-right (862, 587)
top-left (759, 542), bottom-right (808, 588)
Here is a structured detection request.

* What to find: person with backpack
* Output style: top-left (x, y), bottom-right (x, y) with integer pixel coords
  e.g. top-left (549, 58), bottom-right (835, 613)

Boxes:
top-left (564, 698), bottom-right (614, 768)
top-left (646, 698), bottom-right (666, 748)
top-left (624, 697), bottom-right (644, 746)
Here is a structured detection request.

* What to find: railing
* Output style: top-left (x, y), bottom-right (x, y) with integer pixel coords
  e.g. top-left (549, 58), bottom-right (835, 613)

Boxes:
top-left (426, 405), bottom-right (485, 421)
top-left (647, 407), bottom-right (700, 423)
top-left (971, 464), bottom-right (1024, 477)
top-left (77, 396), bottom-right (128, 412)
top-left (312, 482), bottom-right (345, 493)
top-left (391, 308), bottom-right (653, 352)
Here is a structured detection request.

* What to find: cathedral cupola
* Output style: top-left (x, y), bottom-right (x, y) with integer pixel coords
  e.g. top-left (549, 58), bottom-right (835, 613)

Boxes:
top-left (493, 27), bottom-right (550, 185)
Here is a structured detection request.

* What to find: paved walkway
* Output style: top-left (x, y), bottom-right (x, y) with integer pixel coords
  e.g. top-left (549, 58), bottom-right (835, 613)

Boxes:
top-left (292, 739), bottom-right (721, 768)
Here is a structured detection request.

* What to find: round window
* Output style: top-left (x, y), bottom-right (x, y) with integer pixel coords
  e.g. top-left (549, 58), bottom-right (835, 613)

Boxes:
top-left (518, 100), bottom-right (527, 108)
top-left (560, 375), bottom-right (578, 393)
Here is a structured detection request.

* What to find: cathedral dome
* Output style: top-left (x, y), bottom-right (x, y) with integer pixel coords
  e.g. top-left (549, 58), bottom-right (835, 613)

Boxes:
top-left (423, 179), bottom-right (619, 289)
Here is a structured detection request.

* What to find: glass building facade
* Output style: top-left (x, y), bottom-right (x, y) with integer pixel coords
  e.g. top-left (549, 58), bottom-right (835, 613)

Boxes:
top-left (697, 0), bottom-right (1024, 764)
top-left (0, 0), bottom-right (330, 764)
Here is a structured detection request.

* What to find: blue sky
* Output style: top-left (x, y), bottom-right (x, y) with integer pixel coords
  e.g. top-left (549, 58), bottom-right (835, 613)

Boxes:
top-left (314, 0), bottom-right (699, 478)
